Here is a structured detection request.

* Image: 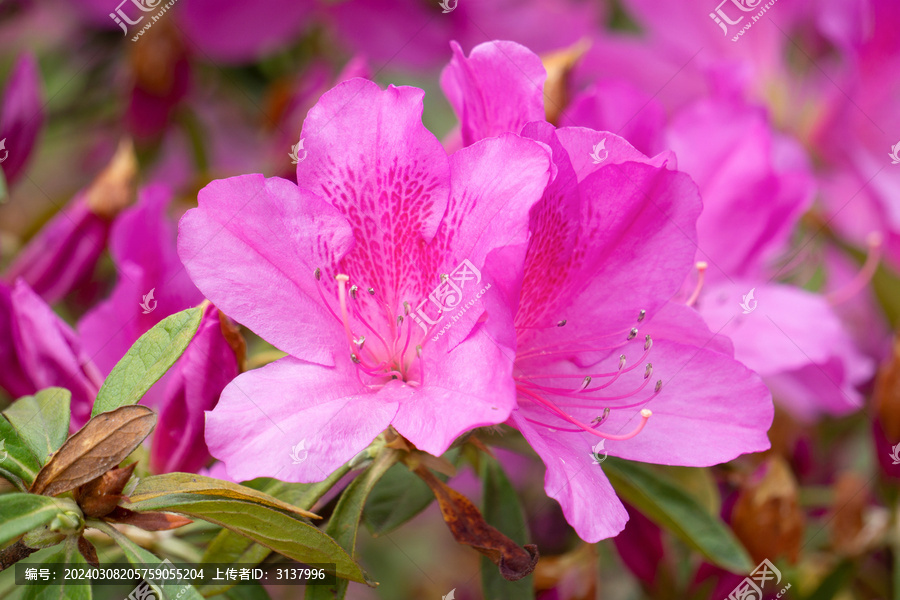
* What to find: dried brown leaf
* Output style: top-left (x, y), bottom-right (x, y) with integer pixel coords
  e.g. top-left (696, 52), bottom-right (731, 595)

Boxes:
top-left (414, 465), bottom-right (538, 581)
top-left (30, 406), bottom-right (156, 497)
top-left (106, 507), bottom-right (193, 531)
top-left (77, 536), bottom-right (100, 568)
top-left (74, 463), bottom-right (137, 518)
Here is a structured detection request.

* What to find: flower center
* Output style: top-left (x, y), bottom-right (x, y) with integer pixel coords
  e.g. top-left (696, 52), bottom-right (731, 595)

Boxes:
top-left (514, 310), bottom-right (659, 441)
top-left (315, 268), bottom-right (428, 388)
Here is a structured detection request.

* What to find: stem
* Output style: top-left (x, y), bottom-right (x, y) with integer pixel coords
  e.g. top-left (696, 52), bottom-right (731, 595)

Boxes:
top-left (0, 540), bottom-right (38, 571)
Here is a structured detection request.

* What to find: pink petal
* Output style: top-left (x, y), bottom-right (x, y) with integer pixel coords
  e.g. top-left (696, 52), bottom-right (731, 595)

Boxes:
top-left (177, 174), bottom-right (353, 366)
top-left (205, 356), bottom-right (398, 483)
top-left (510, 412), bottom-right (629, 542)
top-left (440, 41), bottom-right (546, 146)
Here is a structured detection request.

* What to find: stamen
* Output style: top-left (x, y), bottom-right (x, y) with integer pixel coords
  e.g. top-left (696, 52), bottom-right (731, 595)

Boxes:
top-left (644, 363), bottom-right (652, 379)
top-left (686, 261), bottom-right (707, 306)
top-left (592, 407), bottom-right (611, 425)
top-left (314, 267), bottom-right (321, 281)
top-left (335, 274), bottom-right (356, 353)
top-left (557, 320), bottom-right (567, 327)
top-left (349, 285), bottom-right (358, 300)
top-left (827, 232), bottom-right (883, 305)
top-left (580, 376), bottom-right (592, 390)
top-left (637, 309), bottom-right (646, 322)
top-left (440, 273), bottom-right (448, 283)
top-left (368, 287), bottom-right (375, 295)
top-left (519, 386), bottom-right (652, 440)
top-left (655, 380), bottom-right (662, 393)
top-left (627, 328), bottom-right (638, 340)
top-left (355, 336), bottom-right (366, 350)
top-left (644, 334), bottom-right (652, 351)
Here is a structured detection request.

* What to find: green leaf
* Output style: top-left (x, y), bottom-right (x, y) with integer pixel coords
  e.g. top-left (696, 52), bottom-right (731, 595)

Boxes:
top-left (123, 495), bottom-right (367, 584)
top-left (91, 521), bottom-right (205, 600)
top-left (127, 473), bottom-right (319, 519)
top-left (362, 462), bottom-right (440, 537)
top-left (0, 416), bottom-right (42, 489)
top-left (22, 537), bottom-right (92, 600)
top-left (480, 457), bottom-right (534, 600)
top-left (3, 388), bottom-right (72, 465)
top-left (91, 307), bottom-right (203, 417)
top-left (0, 495), bottom-right (76, 547)
top-left (305, 450), bottom-right (400, 600)
top-left (198, 466), bottom-right (352, 597)
top-left (603, 457), bottom-right (753, 573)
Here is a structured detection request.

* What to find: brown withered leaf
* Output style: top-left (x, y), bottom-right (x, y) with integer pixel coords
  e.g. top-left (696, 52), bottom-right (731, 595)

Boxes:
top-left (30, 406), bottom-right (157, 497)
top-left (105, 507), bottom-right (193, 531)
top-left (414, 465), bottom-right (538, 581)
top-left (77, 536), bottom-right (100, 568)
top-left (875, 335), bottom-right (900, 440)
top-left (731, 457), bottom-right (804, 564)
top-left (74, 463), bottom-right (138, 518)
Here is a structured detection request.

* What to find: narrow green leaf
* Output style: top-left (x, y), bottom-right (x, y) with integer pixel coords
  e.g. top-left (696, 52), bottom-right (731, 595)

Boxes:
top-left (304, 450), bottom-right (400, 600)
top-left (22, 537), bottom-right (92, 600)
top-left (0, 416), bottom-right (42, 489)
top-left (603, 457), bottom-right (753, 573)
top-left (480, 457), bottom-right (534, 600)
top-left (123, 495), bottom-right (367, 584)
top-left (91, 307), bottom-right (203, 417)
top-left (91, 520), bottom-right (204, 600)
top-left (3, 388), bottom-right (72, 465)
top-left (198, 466), bottom-right (352, 597)
top-left (127, 473), bottom-right (318, 519)
top-left (0, 495), bottom-right (75, 547)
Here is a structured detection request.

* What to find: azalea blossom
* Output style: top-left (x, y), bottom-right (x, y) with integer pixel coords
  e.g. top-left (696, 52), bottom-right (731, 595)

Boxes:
top-left (508, 122), bottom-right (773, 541)
top-left (177, 78), bottom-right (553, 482)
top-left (0, 52), bottom-right (43, 186)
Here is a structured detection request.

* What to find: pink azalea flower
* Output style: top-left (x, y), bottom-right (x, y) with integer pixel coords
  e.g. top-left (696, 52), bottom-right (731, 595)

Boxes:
top-left (78, 184), bottom-right (203, 375)
top-left (0, 280), bottom-right (103, 427)
top-left (177, 78), bottom-right (553, 482)
top-left (508, 121), bottom-right (773, 542)
top-left (0, 52), bottom-right (43, 186)
top-left (76, 184), bottom-right (237, 474)
top-left (4, 141), bottom-right (137, 304)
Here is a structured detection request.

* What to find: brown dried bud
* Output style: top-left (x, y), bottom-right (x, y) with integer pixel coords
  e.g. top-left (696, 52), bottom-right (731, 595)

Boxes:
top-left (731, 457), bottom-right (805, 564)
top-left (875, 335), bottom-right (900, 440)
top-left (85, 139), bottom-right (138, 219)
top-left (541, 39), bottom-right (590, 125)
